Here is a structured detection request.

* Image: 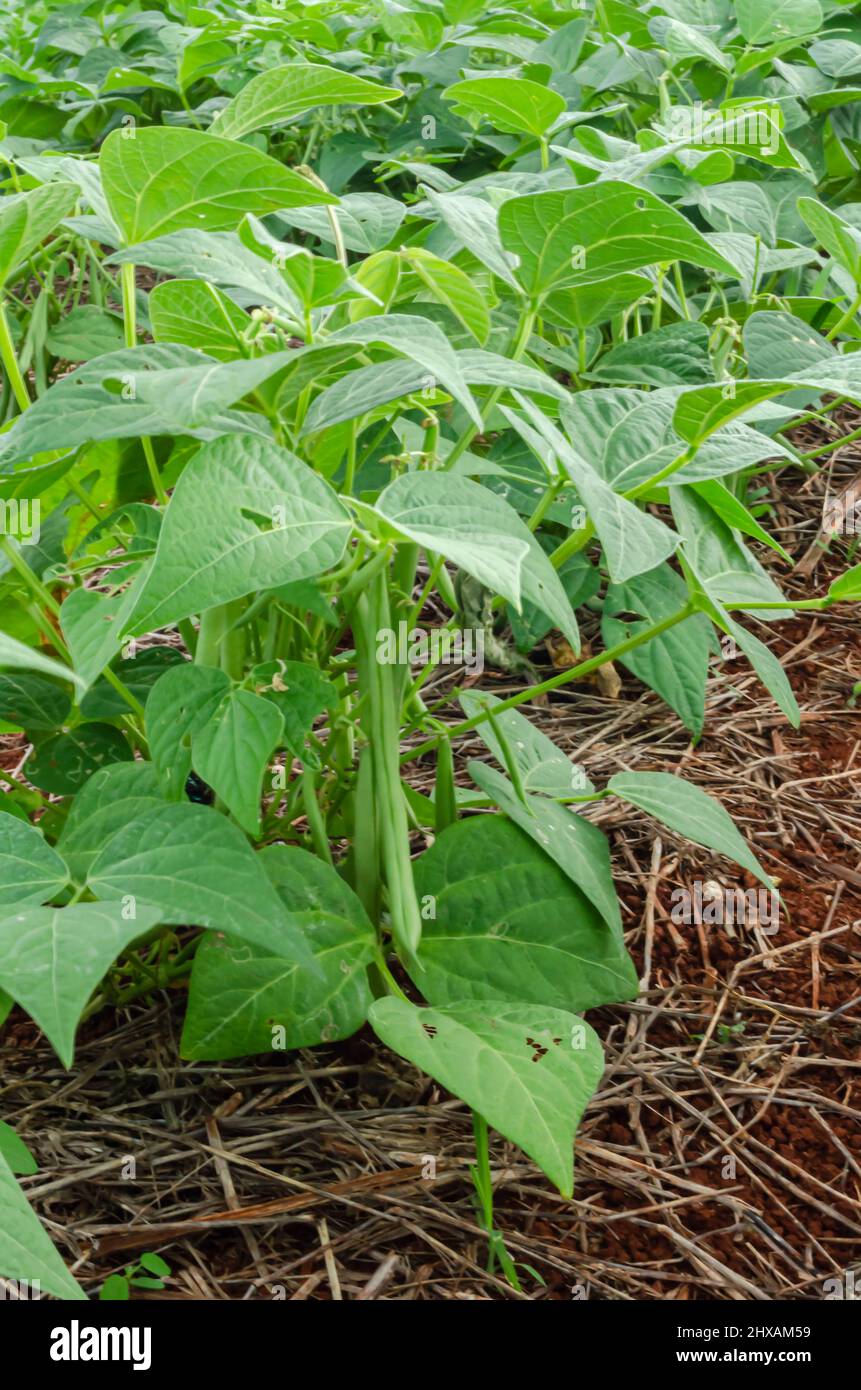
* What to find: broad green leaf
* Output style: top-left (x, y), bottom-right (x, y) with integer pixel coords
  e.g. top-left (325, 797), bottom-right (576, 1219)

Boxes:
top-left (373, 471), bottom-right (579, 648)
top-left (586, 322), bottom-right (712, 387)
top-left (735, 0), bottom-right (822, 44)
top-left (249, 660), bottom-right (336, 764)
top-left (798, 196), bottom-right (861, 279)
top-left (80, 648), bottom-right (185, 721)
top-left (59, 570), bottom-right (150, 693)
top-left (149, 279), bottom-right (249, 360)
top-left (691, 479), bottom-right (790, 561)
top-left (469, 762), bottom-right (622, 937)
top-left (0, 673), bottom-right (71, 731)
top-left (808, 39), bottom-right (861, 79)
top-left (403, 247), bottom-right (490, 344)
top-left (648, 16), bottom-right (732, 73)
top-left (130, 435), bottom-right (351, 633)
top-left (544, 273), bottom-right (651, 330)
top-left (88, 802), bottom-right (316, 968)
top-left (0, 1120), bottom-right (37, 1176)
top-left (458, 691), bottom-right (594, 797)
top-left (181, 846), bottom-right (376, 1060)
top-left (672, 380), bottom-right (793, 445)
top-left (109, 230), bottom-right (302, 319)
top-left (423, 189), bottom-right (520, 289)
top-left (0, 182), bottom-right (77, 287)
top-left (0, 1151), bottom-right (86, 1300)
top-left (0, 634), bottom-right (84, 695)
top-left (302, 358), bottom-right (431, 433)
top-left (829, 563), bottom-right (861, 601)
top-left (45, 304), bottom-right (126, 362)
top-left (744, 310), bottom-right (834, 379)
top-left (680, 555), bottom-right (801, 727)
top-left (0, 901), bottom-right (162, 1066)
top-left (562, 388), bottom-right (792, 492)
top-left (192, 689), bottom-right (283, 837)
top-left (56, 762), bottom-right (166, 885)
top-left (503, 396), bottom-right (680, 583)
top-left (498, 182), bottom-right (737, 299)
top-left (100, 126), bottom-right (334, 244)
top-left (459, 349), bottom-right (572, 404)
top-left (276, 193), bottom-right (405, 256)
top-left (328, 315), bottom-right (482, 429)
top-left (146, 664), bottom-right (231, 800)
top-left (213, 63), bottom-right (402, 142)
top-left (671, 485), bottom-right (786, 613)
top-left (602, 565), bottom-right (712, 737)
top-left (444, 76), bottom-right (565, 137)
top-left (0, 344), bottom-right (282, 470)
top-left (369, 996), bottom-right (604, 1197)
top-left (413, 817), bottom-right (636, 1011)
top-left (608, 771), bottom-right (774, 889)
top-left (25, 724), bottom-right (134, 796)
top-left (0, 812), bottom-right (68, 909)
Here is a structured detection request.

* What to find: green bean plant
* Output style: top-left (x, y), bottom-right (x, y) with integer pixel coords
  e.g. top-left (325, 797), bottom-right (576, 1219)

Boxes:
top-left (1, 0), bottom-right (861, 1298)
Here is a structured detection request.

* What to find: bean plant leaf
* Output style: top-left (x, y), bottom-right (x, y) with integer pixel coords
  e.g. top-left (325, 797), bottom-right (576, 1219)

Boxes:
top-left (413, 817), bottom-right (637, 1012)
top-left (0, 674), bottom-right (71, 732)
top-left (602, 565), bottom-right (713, 736)
top-left (146, 664), bottom-right (231, 800)
top-left (735, 0), bottom-right (823, 44)
top-left (498, 182), bottom-right (737, 299)
top-left (0, 812), bottom-right (68, 909)
top-left (192, 689), bottom-right (284, 837)
top-left (327, 315), bottom-right (482, 429)
top-left (444, 77), bottom-right (566, 137)
top-left (373, 471), bottom-right (580, 646)
top-left (0, 1121), bottom-right (37, 1176)
top-left (25, 724), bottom-right (134, 796)
top-left (469, 762), bottom-right (622, 937)
top-left (130, 435), bottom-right (351, 633)
top-left (181, 846), bottom-right (377, 1060)
top-left (100, 126), bottom-right (335, 244)
top-left (56, 762), bottom-right (166, 886)
top-left (0, 182), bottom-right (78, 287)
top-left (0, 901), bottom-right (163, 1066)
top-left (249, 661), bottom-right (337, 764)
top-left (88, 803), bottom-right (317, 969)
top-left (369, 996), bottom-right (605, 1197)
top-left (608, 771), bottom-right (774, 890)
top-left (0, 634), bottom-right (84, 695)
top-left (0, 1152), bottom-right (86, 1300)
top-left (213, 63), bottom-right (402, 141)
top-left (458, 691), bottom-right (594, 797)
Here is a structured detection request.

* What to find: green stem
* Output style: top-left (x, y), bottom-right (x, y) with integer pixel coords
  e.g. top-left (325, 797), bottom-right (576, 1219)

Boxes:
top-left (0, 299), bottom-right (29, 411)
top-left (121, 262), bottom-right (137, 348)
top-left (401, 602), bottom-right (696, 763)
top-left (142, 437), bottom-right (168, 506)
top-left (826, 288), bottom-right (861, 341)
top-left (798, 421), bottom-right (861, 462)
top-left (301, 767), bottom-right (333, 865)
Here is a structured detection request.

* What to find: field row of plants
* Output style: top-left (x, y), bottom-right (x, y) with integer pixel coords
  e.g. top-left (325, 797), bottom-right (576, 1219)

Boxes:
top-left (0, 0), bottom-right (860, 1298)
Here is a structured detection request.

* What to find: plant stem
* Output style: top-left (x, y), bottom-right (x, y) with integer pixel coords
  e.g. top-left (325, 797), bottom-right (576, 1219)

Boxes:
top-left (401, 602), bottom-right (696, 762)
top-left (826, 288), bottom-right (861, 341)
top-left (142, 437), bottom-right (168, 506)
top-left (121, 262), bottom-right (137, 348)
top-left (0, 299), bottom-right (30, 411)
